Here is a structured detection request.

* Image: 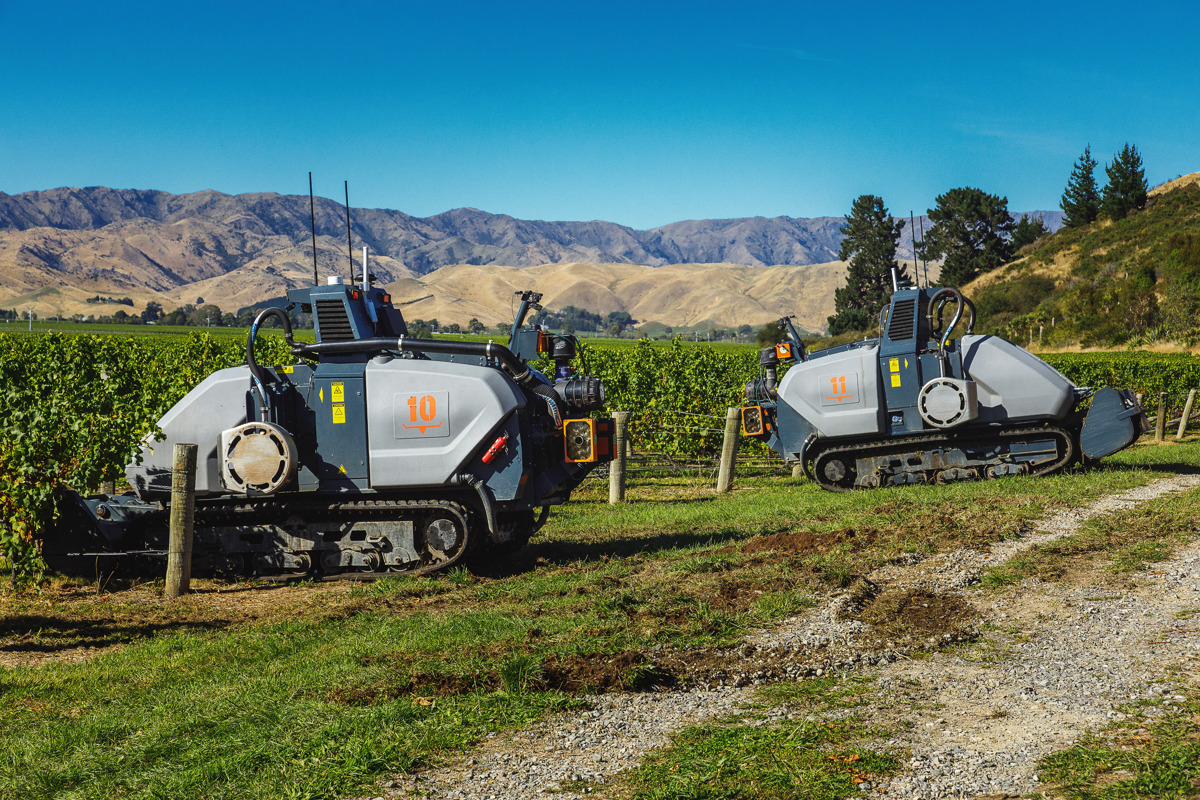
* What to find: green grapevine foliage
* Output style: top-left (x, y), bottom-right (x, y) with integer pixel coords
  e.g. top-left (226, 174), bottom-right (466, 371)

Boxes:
top-left (579, 338), bottom-right (762, 457)
top-left (3, 327), bottom-right (1197, 587)
top-left (1041, 351), bottom-right (1200, 399)
top-left (0, 331), bottom-right (291, 586)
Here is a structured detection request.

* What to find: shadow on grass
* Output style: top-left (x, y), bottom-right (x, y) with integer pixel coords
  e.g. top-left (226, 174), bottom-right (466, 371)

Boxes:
top-left (0, 613), bottom-right (229, 655)
top-left (470, 523), bottom-right (790, 579)
top-left (1084, 459), bottom-right (1200, 476)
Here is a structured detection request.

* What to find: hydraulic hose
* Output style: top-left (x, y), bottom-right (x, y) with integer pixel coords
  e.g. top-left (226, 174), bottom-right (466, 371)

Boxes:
top-left (457, 474), bottom-right (497, 539)
top-left (293, 336), bottom-right (567, 426)
top-left (927, 289), bottom-right (965, 378)
top-left (247, 308), bottom-right (297, 419)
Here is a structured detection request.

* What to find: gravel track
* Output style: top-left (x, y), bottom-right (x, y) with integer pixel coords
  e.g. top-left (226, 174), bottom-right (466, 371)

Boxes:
top-left (371, 473), bottom-right (1200, 800)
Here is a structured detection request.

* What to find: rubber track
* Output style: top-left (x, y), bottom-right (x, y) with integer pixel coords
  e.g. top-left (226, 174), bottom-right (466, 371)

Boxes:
top-left (190, 496), bottom-right (477, 578)
top-left (808, 424), bottom-right (1077, 492)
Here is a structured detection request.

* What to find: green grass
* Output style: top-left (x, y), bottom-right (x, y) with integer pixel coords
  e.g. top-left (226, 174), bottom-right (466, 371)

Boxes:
top-left (981, 445), bottom-right (1200, 589)
top-left (2, 439), bottom-right (1199, 799)
top-left (1037, 688), bottom-right (1200, 799)
top-left (620, 676), bottom-right (899, 799)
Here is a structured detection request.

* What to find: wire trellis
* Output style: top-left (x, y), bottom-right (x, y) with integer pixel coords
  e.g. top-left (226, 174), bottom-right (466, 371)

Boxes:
top-left (582, 445), bottom-right (794, 482)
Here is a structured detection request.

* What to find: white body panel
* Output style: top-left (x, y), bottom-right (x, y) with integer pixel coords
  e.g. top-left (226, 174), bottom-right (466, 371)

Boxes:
top-left (776, 344), bottom-right (882, 438)
top-left (960, 335), bottom-right (1075, 423)
top-left (365, 359), bottom-right (525, 487)
top-left (127, 366), bottom-right (250, 497)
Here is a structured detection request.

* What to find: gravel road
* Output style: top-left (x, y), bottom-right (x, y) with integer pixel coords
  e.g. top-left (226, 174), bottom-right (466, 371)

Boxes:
top-left (370, 473), bottom-right (1200, 800)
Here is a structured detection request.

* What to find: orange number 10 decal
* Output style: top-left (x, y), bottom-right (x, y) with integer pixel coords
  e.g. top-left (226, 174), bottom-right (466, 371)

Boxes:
top-left (407, 394), bottom-right (437, 422)
top-left (398, 391), bottom-right (449, 438)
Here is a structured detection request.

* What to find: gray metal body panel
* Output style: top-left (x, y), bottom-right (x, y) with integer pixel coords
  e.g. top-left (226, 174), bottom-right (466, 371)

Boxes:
top-left (1080, 388), bottom-right (1142, 459)
top-left (775, 343), bottom-right (882, 439)
top-left (365, 359), bottom-right (525, 488)
top-left (959, 335), bottom-right (1075, 423)
top-left (126, 366), bottom-right (250, 498)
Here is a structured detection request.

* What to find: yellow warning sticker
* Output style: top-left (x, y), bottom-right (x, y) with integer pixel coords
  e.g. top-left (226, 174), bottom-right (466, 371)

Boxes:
top-left (890, 374), bottom-right (902, 388)
top-left (333, 404), bottom-right (346, 424)
top-left (280, 366), bottom-right (294, 374)
top-left (332, 382), bottom-right (345, 403)
top-left (889, 358), bottom-right (899, 372)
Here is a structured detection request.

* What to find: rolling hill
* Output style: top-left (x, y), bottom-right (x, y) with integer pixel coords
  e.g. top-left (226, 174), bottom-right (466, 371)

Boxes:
top-left (0, 186), bottom-right (1061, 331)
top-left (963, 172), bottom-right (1200, 349)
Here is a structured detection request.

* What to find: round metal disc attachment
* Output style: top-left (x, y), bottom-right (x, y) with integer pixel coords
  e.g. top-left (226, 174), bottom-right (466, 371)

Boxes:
top-left (822, 458), bottom-right (847, 482)
top-left (220, 422), bottom-right (299, 495)
top-left (917, 378), bottom-right (978, 429)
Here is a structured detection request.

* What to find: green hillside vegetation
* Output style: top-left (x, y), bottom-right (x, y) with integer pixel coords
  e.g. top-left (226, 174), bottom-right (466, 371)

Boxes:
top-left (971, 179), bottom-right (1200, 348)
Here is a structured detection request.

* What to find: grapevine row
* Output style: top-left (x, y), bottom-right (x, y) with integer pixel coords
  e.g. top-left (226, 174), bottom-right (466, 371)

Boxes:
top-left (3, 331), bottom-right (1199, 585)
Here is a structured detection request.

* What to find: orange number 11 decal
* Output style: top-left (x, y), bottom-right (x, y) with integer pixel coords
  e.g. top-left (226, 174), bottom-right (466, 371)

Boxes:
top-left (824, 375), bottom-right (856, 403)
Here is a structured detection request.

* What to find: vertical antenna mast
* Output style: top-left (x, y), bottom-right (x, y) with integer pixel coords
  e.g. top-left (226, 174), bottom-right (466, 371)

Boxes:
top-left (308, 172), bottom-right (319, 286)
top-left (909, 211), bottom-right (918, 287)
top-left (918, 215), bottom-right (929, 286)
top-left (344, 180), bottom-right (354, 283)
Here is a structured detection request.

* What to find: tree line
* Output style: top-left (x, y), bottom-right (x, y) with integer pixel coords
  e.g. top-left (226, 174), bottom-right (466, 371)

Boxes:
top-left (828, 143), bottom-right (1149, 336)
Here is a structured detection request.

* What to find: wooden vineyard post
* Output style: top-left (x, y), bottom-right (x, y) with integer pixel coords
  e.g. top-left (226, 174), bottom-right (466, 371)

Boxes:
top-left (165, 443), bottom-right (198, 599)
top-left (716, 407), bottom-right (740, 493)
top-left (1178, 389), bottom-right (1196, 439)
top-left (1155, 392), bottom-right (1167, 443)
top-left (609, 410), bottom-right (630, 504)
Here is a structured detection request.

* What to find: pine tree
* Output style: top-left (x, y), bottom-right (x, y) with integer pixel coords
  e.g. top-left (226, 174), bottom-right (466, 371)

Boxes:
top-left (1011, 214), bottom-right (1051, 250)
top-left (1101, 142), bottom-right (1148, 221)
top-left (919, 187), bottom-right (1014, 287)
top-left (827, 194), bottom-right (907, 335)
top-left (1059, 145), bottom-right (1100, 228)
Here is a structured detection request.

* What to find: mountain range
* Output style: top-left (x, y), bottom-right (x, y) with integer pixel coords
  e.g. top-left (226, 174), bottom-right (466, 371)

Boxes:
top-left (0, 186), bottom-right (1062, 331)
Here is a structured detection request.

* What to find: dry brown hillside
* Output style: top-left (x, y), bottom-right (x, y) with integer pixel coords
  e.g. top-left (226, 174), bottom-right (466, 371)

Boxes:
top-left (384, 261), bottom-right (847, 332)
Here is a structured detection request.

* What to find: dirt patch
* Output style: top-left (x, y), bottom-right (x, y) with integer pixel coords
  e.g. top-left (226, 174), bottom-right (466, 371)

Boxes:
top-left (861, 588), bottom-right (978, 636)
top-left (541, 651), bottom-right (672, 693)
top-left (0, 577), bottom-right (354, 667)
top-left (837, 579), bottom-right (980, 646)
top-left (325, 650), bottom-right (675, 705)
top-left (743, 527), bottom-right (878, 556)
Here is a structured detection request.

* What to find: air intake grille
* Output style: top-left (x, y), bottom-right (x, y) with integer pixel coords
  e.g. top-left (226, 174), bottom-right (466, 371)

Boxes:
top-left (315, 299), bottom-right (354, 341)
top-left (887, 298), bottom-right (916, 341)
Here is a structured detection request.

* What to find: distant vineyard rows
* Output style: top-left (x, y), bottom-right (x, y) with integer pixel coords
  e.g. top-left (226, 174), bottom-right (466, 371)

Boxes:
top-left (3, 331), bottom-right (1200, 584)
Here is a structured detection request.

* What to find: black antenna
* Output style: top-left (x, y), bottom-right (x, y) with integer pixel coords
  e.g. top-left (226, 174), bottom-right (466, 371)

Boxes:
top-left (918, 215), bottom-right (929, 286)
top-left (308, 172), bottom-right (319, 286)
top-left (909, 211), bottom-right (918, 287)
top-left (344, 180), bottom-right (354, 283)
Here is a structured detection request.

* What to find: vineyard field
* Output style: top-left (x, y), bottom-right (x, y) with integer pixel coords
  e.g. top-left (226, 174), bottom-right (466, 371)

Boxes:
top-left (3, 329), bottom-right (1200, 584)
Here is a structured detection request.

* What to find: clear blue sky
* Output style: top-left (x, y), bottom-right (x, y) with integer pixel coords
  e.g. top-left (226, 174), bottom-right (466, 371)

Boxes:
top-left (3, 1), bottom-right (1198, 229)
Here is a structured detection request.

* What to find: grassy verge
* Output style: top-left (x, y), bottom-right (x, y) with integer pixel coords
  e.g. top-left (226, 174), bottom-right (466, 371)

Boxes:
top-left (982, 445), bottom-right (1200, 589)
top-left (1036, 687), bottom-right (1200, 799)
top-left (2, 440), bottom-right (1198, 799)
top-left (619, 676), bottom-right (901, 800)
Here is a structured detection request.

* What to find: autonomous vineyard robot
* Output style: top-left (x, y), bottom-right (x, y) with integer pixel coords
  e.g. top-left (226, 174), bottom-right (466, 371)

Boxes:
top-left (740, 274), bottom-right (1148, 490)
top-left (46, 282), bottom-right (613, 578)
